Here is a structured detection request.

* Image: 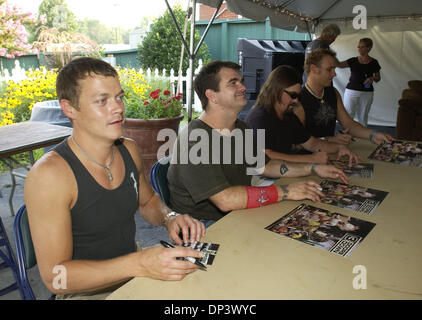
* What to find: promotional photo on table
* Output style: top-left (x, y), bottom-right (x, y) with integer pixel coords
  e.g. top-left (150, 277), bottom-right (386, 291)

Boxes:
top-left (0, 0), bottom-right (421, 303)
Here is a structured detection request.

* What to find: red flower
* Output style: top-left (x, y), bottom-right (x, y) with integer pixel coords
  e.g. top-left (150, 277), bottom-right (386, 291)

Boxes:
top-left (174, 95), bottom-right (182, 100)
top-left (150, 89), bottom-right (161, 99)
top-left (163, 90), bottom-right (170, 96)
top-left (144, 101), bottom-right (149, 105)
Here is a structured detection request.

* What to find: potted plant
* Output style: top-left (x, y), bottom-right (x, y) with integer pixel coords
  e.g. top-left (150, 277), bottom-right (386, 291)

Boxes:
top-left (119, 69), bottom-right (184, 178)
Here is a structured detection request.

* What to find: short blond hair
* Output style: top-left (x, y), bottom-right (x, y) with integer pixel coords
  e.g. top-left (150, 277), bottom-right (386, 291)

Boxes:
top-left (304, 48), bottom-right (337, 75)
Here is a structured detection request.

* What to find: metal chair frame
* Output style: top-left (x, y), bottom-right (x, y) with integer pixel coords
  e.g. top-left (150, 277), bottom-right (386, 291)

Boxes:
top-left (0, 215), bottom-right (22, 298)
top-left (13, 205), bottom-right (36, 300)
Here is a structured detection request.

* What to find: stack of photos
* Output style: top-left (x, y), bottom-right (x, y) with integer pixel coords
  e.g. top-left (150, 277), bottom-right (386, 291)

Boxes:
top-left (265, 204), bottom-right (376, 257)
top-left (368, 140), bottom-right (422, 167)
top-left (329, 159), bottom-right (374, 179)
top-left (319, 180), bottom-right (388, 215)
top-left (182, 241), bottom-right (220, 265)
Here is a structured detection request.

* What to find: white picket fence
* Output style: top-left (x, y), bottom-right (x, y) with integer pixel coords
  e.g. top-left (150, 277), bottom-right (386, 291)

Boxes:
top-left (139, 59), bottom-right (203, 112)
top-left (0, 60), bottom-right (29, 83)
top-left (0, 59), bottom-right (203, 112)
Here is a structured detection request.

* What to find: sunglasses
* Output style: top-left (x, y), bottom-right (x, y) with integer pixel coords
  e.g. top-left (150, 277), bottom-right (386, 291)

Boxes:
top-left (283, 90), bottom-right (300, 100)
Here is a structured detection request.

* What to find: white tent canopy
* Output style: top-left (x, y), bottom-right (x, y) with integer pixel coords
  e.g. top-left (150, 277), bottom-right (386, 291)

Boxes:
top-left (199, 0), bottom-right (422, 32)
top-left (197, 0), bottom-right (422, 126)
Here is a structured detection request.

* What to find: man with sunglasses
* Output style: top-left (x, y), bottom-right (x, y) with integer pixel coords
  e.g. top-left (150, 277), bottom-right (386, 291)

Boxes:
top-left (246, 65), bottom-right (360, 165)
top-left (167, 61), bottom-right (349, 225)
top-left (297, 49), bottom-right (393, 145)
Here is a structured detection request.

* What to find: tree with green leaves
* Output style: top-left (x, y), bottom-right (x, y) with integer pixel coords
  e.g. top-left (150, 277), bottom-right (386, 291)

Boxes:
top-left (77, 18), bottom-right (131, 44)
top-left (77, 18), bottom-right (113, 44)
top-left (38, 0), bottom-right (77, 32)
top-left (137, 4), bottom-right (210, 73)
top-left (27, 0), bottom-right (78, 42)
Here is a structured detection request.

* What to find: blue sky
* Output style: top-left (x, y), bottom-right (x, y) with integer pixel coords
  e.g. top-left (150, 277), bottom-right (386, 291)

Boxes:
top-left (9, 0), bottom-right (189, 29)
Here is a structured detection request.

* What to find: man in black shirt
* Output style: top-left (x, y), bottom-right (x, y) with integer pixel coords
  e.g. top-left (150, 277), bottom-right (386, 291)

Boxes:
top-left (297, 49), bottom-right (393, 145)
top-left (168, 61), bottom-right (348, 223)
top-left (246, 65), bottom-right (359, 165)
top-left (25, 57), bottom-right (206, 299)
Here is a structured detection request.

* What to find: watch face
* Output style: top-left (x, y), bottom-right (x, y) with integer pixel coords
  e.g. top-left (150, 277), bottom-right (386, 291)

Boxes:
top-left (280, 164), bottom-right (289, 175)
top-left (164, 212), bottom-right (180, 223)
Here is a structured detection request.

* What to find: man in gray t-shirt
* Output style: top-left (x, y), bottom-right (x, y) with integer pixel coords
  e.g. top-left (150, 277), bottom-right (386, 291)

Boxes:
top-left (305, 39), bottom-right (330, 58)
top-left (167, 60), bottom-right (349, 223)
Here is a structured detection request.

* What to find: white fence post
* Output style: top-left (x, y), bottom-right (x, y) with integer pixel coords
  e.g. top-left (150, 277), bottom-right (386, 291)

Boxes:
top-left (169, 68), bottom-right (175, 95)
top-left (0, 60), bottom-right (27, 83)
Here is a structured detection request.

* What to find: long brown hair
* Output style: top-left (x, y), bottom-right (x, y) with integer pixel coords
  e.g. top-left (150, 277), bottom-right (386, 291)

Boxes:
top-left (254, 65), bottom-right (301, 115)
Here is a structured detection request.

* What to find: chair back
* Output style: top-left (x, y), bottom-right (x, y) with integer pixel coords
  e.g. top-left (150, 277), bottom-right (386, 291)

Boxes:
top-left (0, 216), bottom-right (20, 297)
top-left (150, 155), bottom-right (172, 206)
top-left (13, 205), bottom-right (36, 300)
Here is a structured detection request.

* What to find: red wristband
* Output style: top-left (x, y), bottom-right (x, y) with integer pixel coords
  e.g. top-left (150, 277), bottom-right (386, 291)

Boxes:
top-left (246, 185), bottom-right (278, 209)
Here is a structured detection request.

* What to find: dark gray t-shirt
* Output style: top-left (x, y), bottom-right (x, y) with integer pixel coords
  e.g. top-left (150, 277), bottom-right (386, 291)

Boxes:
top-left (304, 39), bottom-right (330, 58)
top-left (167, 119), bottom-right (269, 221)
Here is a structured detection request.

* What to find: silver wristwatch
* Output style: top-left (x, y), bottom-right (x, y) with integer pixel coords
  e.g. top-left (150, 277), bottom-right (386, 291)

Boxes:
top-left (163, 211), bottom-right (180, 225)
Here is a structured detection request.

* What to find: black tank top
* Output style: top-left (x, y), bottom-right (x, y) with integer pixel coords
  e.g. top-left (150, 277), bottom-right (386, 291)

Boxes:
top-left (54, 139), bottom-right (139, 261)
top-left (299, 85), bottom-right (338, 138)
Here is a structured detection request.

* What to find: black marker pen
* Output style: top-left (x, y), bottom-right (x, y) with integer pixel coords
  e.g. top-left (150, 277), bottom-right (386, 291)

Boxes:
top-left (160, 241), bottom-right (207, 271)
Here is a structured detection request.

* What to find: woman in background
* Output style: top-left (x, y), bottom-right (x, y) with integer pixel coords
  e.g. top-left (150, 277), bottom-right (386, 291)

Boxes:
top-left (338, 38), bottom-right (381, 126)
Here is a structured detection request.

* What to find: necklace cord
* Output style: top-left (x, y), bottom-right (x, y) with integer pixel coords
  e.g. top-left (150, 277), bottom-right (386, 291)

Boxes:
top-left (71, 136), bottom-right (115, 181)
top-left (305, 83), bottom-right (324, 100)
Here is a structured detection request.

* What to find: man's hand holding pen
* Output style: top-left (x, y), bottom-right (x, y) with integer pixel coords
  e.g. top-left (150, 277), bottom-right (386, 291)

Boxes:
top-left (136, 244), bottom-right (205, 281)
top-left (161, 241), bottom-right (207, 271)
top-left (338, 129), bottom-right (355, 142)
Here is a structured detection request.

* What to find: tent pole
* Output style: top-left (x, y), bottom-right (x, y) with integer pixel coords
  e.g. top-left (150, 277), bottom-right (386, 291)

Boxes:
top-left (165, 0), bottom-right (192, 58)
top-left (305, 20), bottom-right (312, 40)
top-left (187, 0), bottom-right (196, 123)
top-left (317, 0), bottom-right (343, 20)
top-left (194, 0), bottom-right (223, 56)
top-left (177, 4), bottom-right (192, 94)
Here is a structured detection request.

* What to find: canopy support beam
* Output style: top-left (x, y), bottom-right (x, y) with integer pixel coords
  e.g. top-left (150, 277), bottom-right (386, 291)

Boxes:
top-left (165, 0), bottom-right (223, 122)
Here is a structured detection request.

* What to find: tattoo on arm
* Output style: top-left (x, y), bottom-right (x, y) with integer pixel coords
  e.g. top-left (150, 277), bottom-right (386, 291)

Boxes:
top-left (281, 185), bottom-right (289, 201)
top-left (280, 164), bottom-right (289, 176)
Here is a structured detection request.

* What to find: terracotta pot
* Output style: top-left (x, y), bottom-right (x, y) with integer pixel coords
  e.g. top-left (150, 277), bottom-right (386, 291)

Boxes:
top-left (123, 114), bottom-right (184, 180)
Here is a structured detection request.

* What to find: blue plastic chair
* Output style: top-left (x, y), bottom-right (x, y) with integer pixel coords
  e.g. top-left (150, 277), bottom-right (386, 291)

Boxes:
top-left (13, 205), bottom-right (36, 300)
top-left (0, 216), bottom-right (22, 298)
top-left (149, 155), bottom-right (172, 206)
